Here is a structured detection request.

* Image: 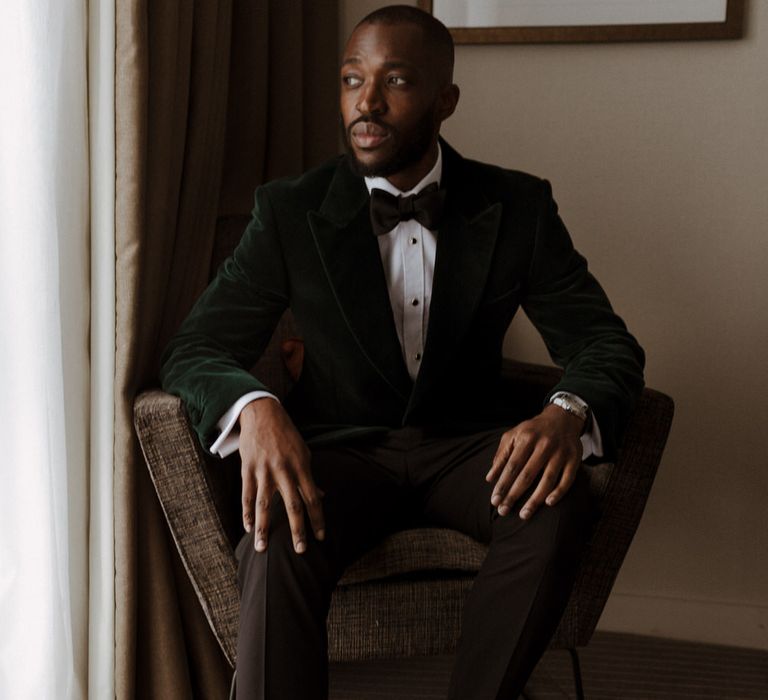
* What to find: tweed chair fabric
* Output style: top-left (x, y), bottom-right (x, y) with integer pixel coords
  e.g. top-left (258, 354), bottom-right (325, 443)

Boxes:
top-left (135, 329), bottom-right (673, 668)
top-left (338, 529), bottom-right (485, 586)
top-left (559, 385), bottom-right (674, 647)
top-left (327, 578), bottom-right (476, 661)
top-left (135, 390), bottom-right (241, 664)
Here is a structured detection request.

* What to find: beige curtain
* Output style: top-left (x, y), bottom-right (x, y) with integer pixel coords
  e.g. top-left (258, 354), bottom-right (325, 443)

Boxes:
top-left (115, 1), bottom-right (339, 696)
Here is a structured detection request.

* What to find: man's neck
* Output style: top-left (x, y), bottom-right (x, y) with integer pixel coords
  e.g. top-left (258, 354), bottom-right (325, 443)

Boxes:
top-left (385, 141), bottom-right (440, 192)
top-left (365, 143), bottom-right (442, 197)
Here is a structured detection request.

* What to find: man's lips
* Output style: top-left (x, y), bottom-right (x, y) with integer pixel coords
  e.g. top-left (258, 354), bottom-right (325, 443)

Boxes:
top-left (350, 121), bottom-right (390, 149)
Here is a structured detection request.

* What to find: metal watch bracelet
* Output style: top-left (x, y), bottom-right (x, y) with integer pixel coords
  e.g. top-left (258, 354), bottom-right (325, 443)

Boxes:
top-left (549, 391), bottom-right (590, 423)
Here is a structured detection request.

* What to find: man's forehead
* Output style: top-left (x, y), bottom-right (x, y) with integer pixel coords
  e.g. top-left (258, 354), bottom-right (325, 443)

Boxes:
top-left (343, 23), bottom-right (428, 68)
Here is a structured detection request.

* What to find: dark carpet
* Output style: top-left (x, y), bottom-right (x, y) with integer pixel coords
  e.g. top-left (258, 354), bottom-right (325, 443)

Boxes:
top-left (329, 632), bottom-right (768, 699)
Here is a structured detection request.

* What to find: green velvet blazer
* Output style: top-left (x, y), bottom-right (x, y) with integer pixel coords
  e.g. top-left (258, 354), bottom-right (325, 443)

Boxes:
top-left (160, 141), bottom-right (644, 460)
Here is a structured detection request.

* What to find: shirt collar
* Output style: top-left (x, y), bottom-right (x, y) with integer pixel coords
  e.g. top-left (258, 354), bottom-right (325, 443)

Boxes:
top-left (364, 142), bottom-right (442, 197)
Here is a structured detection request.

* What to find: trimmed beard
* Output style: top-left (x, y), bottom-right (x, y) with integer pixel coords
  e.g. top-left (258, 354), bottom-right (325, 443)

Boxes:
top-left (341, 108), bottom-right (436, 179)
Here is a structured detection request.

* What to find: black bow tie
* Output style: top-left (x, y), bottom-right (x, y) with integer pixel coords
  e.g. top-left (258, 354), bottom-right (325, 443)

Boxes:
top-left (369, 182), bottom-right (446, 236)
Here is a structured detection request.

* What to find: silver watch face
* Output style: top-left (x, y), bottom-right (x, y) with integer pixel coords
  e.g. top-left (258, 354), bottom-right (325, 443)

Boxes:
top-left (552, 394), bottom-right (589, 421)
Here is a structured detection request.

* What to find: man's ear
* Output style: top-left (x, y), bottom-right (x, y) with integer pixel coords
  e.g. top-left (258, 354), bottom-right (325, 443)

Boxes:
top-left (436, 83), bottom-right (460, 122)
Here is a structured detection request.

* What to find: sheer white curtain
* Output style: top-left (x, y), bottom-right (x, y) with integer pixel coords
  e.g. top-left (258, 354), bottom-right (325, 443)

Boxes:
top-left (0, 1), bottom-right (114, 698)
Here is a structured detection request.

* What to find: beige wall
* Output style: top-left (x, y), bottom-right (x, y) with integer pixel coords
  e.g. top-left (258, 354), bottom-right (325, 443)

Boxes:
top-left (341, 1), bottom-right (768, 649)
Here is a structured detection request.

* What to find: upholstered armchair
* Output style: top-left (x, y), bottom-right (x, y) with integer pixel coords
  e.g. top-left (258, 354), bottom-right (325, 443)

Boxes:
top-left (134, 311), bottom-right (673, 699)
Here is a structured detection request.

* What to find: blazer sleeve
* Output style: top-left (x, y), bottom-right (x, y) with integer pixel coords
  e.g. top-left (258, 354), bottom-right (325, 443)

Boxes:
top-left (521, 179), bottom-right (645, 460)
top-left (160, 186), bottom-right (289, 449)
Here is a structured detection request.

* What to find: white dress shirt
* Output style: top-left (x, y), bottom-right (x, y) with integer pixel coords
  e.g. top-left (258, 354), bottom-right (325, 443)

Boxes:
top-left (210, 145), bottom-right (602, 460)
top-left (366, 145), bottom-right (441, 380)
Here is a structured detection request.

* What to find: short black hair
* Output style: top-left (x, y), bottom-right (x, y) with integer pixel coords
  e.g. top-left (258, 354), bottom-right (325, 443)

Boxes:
top-left (356, 5), bottom-right (455, 83)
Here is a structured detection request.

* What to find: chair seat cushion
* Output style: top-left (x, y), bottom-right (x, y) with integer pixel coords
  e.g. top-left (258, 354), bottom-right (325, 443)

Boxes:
top-left (329, 576), bottom-right (475, 661)
top-left (338, 528), bottom-right (488, 586)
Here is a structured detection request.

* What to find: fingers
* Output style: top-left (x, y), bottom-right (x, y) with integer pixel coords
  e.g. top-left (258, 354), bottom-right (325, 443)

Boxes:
top-left (272, 465), bottom-right (313, 554)
top-left (543, 454), bottom-right (580, 507)
top-left (242, 460), bottom-right (279, 553)
top-left (296, 472), bottom-right (325, 543)
top-left (514, 458), bottom-right (580, 518)
top-left (486, 433), bottom-right (512, 483)
top-left (273, 456), bottom-right (325, 554)
top-left (253, 476), bottom-right (274, 552)
top-left (242, 447), bottom-right (322, 555)
top-left (497, 436), bottom-right (552, 515)
top-left (490, 430), bottom-right (582, 520)
top-left (247, 469), bottom-right (322, 555)
top-left (241, 467), bottom-right (256, 534)
top-left (489, 434), bottom-right (535, 513)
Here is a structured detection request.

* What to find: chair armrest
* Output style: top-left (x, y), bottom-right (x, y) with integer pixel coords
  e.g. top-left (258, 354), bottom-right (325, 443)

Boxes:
top-left (134, 390), bottom-right (239, 666)
top-left (500, 359), bottom-right (674, 647)
top-left (566, 386), bottom-right (673, 644)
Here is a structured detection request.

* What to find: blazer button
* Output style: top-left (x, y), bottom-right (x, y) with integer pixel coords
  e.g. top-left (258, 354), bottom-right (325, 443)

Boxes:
top-left (415, 352), bottom-right (422, 361)
top-left (410, 237), bottom-right (418, 245)
top-left (411, 298), bottom-right (419, 306)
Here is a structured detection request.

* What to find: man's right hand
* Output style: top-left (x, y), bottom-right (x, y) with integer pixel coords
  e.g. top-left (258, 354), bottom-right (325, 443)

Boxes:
top-left (238, 398), bottom-right (325, 554)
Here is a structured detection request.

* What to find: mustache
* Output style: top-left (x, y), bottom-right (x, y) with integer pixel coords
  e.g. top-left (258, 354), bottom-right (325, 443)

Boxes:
top-left (347, 116), bottom-right (391, 132)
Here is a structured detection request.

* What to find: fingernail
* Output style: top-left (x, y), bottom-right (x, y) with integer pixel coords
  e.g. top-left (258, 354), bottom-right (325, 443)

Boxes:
top-left (520, 508), bottom-right (530, 520)
top-left (316, 529), bottom-right (325, 541)
top-left (491, 494), bottom-right (501, 507)
top-left (497, 505), bottom-right (509, 516)
top-left (255, 538), bottom-right (266, 552)
top-left (295, 541), bottom-right (306, 554)
top-left (545, 496), bottom-right (554, 506)
top-left (245, 523), bottom-right (252, 533)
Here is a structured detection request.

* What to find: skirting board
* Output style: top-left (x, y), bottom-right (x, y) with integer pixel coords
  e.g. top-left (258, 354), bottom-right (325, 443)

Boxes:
top-left (597, 591), bottom-right (768, 651)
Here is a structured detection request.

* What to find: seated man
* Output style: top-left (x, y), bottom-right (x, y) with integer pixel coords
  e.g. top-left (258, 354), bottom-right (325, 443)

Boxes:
top-left (160, 6), bottom-right (644, 699)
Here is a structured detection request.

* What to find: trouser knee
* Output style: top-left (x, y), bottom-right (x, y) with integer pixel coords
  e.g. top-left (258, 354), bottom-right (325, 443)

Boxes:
top-left (236, 519), bottom-right (336, 613)
top-left (491, 468), bottom-right (597, 564)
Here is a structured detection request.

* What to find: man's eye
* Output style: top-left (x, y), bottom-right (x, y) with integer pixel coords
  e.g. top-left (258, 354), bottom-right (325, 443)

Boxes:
top-left (343, 75), bottom-right (362, 87)
top-left (389, 76), bottom-right (407, 86)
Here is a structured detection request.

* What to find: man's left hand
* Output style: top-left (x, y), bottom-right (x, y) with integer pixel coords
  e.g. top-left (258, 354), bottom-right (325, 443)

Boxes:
top-left (486, 404), bottom-right (585, 520)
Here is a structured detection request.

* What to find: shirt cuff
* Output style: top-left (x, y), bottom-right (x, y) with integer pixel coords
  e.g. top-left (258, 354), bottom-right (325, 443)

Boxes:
top-left (580, 411), bottom-right (604, 461)
top-left (210, 391), bottom-right (279, 458)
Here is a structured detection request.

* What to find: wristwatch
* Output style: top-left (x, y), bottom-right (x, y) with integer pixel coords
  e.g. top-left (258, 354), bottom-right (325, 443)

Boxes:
top-left (549, 391), bottom-right (590, 424)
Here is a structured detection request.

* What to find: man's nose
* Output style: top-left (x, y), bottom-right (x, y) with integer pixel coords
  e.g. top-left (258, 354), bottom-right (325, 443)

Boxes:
top-left (357, 80), bottom-right (386, 115)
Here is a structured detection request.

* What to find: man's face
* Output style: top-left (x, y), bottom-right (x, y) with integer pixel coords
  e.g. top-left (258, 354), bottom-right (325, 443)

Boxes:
top-left (340, 22), bottom-right (455, 186)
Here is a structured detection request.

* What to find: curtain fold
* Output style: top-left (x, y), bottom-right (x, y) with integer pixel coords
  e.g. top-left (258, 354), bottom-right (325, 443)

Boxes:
top-left (115, 1), bottom-right (339, 696)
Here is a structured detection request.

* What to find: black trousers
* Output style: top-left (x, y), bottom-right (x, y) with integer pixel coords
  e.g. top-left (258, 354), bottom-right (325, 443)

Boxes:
top-left (235, 426), bottom-right (597, 700)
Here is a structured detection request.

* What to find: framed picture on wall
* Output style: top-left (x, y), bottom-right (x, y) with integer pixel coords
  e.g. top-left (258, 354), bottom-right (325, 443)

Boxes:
top-left (416, 0), bottom-right (746, 44)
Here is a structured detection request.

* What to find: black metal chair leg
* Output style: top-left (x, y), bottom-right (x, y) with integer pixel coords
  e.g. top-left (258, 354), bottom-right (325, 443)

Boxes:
top-left (229, 669), bottom-right (237, 700)
top-left (568, 648), bottom-right (585, 700)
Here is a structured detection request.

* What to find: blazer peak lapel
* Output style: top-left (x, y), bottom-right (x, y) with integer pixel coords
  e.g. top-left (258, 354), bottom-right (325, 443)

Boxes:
top-left (309, 162), bottom-right (412, 400)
